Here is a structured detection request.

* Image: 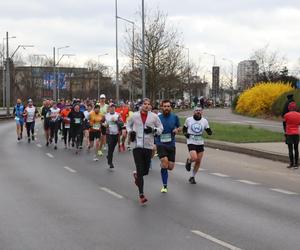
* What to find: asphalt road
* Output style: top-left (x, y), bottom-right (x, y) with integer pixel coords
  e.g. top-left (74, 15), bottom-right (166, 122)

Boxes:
top-left (1, 120), bottom-right (300, 250)
top-left (177, 109), bottom-right (283, 132)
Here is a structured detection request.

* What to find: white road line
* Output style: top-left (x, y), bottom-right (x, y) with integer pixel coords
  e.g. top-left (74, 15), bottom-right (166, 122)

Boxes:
top-left (270, 188), bottom-right (298, 195)
top-left (99, 187), bottom-right (123, 199)
top-left (64, 166), bottom-right (77, 173)
top-left (175, 162), bottom-right (186, 166)
top-left (191, 230), bottom-right (242, 250)
top-left (46, 153), bottom-right (54, 159)
top-left (210, 173), bottom-right (230, 177)
top-left (36, 144), bottom-right (42, 148)
top-left (237, 180), bottom-right (260, 185)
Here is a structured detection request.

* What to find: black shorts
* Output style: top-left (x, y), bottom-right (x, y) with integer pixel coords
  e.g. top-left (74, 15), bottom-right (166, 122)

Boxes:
top-left (101, 125), bottom-right (107, 135)
top-left (188, 144), bottom-right (204, 153)
top-left (157, 145), bottom-right (176, 162)
top-left (286, 134), bottom-right (299, 145)
top-left (89, 130), bottom-right (101, 141)
top-left (44, 120), bottom-right (50, 130)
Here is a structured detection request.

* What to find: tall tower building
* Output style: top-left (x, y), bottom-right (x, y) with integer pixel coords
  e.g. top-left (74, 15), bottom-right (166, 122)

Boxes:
top-left (237, 60), bottom-right (259, 90)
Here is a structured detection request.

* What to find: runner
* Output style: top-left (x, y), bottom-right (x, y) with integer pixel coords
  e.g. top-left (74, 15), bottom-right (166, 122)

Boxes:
top-left (68, 103), bottom-right (85, 153)
top-left (99, 94), bottom-right (109, 156)
top-left (61, 104), bottom-right (72, 148)
top-left (13, 98), bottom-right (25, 141)
top-left (89, 104), bottom-right (105, 161)
top-left (24, 99), bottom-right (39, 143)
top-left (126, 98), bottom-right (163, 205)
top-left (116, 102), bottom-right (129, 152)
top-left (83, 103), bottom-right (93, 149)
top-left (41, 99), bottom-right (52, 146)
top-left (49, 101), bottom-right (61, 150)
top-left (284, 101), bottom-right (300, 169)
top-left (183, 106), bottom-right (212, 184)
top-left (105, 103), bottom-right (123, 169)
top-left (156, 100), bottom-right (180, 193)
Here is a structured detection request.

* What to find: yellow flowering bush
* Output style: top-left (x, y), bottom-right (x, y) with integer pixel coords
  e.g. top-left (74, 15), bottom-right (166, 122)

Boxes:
top-left (236, 82), bottom-right (293, 116)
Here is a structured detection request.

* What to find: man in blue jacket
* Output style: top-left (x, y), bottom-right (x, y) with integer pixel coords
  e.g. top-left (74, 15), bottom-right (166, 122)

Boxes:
top-left (156, 100), bottom-right (180, 193)
top-left (13, 98), bottom-right (25, 141)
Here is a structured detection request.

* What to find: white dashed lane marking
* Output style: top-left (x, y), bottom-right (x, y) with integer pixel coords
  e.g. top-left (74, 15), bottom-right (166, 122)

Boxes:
top-left (270, 188), bottom-right (298, 195)
top-left (237, 180), bottom-right (260, 185)
top-left (99, 187), bottom-right (123, 199)
top-left (46, 153), bottom-right (54, 159)
top-left (191, 230), bottom-right (243, 250)
top-left (210, 173), bottom-right (230, 177)
top-left (36, 143), bottom-right (42, 148)
top-left (64, 166), bottom-right (77, 173)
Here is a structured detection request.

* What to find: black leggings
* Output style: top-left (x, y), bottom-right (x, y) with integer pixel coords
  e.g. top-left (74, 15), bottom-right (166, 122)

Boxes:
top-left (63, 127), bottom-right (71, 145)
top-left (71, 126), bottom-right (83, 148)
top-left (26, 122), bottom-right (35, 138)
top-left (287, 135), bottom-right (299, 165)
top-left (107, 134), bottom-right (119, 165)
top-left (132, 148), bottom-right (152, 195)
top-left (50, 121), bottom-right (60, 144)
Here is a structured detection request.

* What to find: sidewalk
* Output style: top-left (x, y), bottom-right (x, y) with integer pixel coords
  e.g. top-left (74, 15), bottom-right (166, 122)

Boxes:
top-left (177, 137), bottom-right (289, 164)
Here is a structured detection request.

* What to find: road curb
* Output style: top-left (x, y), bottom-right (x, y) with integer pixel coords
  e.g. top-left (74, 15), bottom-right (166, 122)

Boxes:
top-left (176, 136), bottom-right (289, 164)
top-left (0, 115), bottom-right (14, 121)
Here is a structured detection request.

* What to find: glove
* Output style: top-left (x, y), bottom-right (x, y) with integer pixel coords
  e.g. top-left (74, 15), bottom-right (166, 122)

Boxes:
top-left (184, 133), bottom-right (190, 139)
top-left (205, 128), bottom-right (212, 135)
top-left (144, 126), bottom-right (154, 134)
top-left (129, 131), bottom-right (136, 142)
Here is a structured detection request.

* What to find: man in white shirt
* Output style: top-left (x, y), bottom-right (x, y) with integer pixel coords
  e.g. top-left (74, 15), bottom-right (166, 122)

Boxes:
top-left (24, 99), bottom-right (38, 143)
top-left (183, 106), bottom-right (212, 184)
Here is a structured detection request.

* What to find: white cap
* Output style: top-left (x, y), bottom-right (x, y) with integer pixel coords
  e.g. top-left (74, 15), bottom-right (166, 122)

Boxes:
top-left (100, 94), bottom-right (106, 99)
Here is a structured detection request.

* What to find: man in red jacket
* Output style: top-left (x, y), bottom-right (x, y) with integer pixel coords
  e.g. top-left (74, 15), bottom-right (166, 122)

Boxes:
top-left (284, 101), bottom-right (300, 169)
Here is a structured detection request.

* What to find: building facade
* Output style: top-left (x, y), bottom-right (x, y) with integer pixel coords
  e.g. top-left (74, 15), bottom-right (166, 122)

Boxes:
top-left (237, 60), bottom-right (259, 91)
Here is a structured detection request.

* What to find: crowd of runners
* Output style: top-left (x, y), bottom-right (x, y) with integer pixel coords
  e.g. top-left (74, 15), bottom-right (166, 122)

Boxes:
top-left (13, 95), bottom-right (212, 205)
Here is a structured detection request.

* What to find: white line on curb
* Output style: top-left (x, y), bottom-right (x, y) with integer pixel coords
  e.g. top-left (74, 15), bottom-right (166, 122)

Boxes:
top-left (46, 153), bottom-right (54, 158)
top-left (99, 187), bottom-right (123, 199)
top-left (211, 173), bottom-right (230, 177)
top-left (270, 188), bottom-right (298, 195)
top-left (64, 166), bottom-right (77, 173)
top-left (237, 180), bottom-right (260, 185)
top-left (191, 230), bottom-right (242, 250)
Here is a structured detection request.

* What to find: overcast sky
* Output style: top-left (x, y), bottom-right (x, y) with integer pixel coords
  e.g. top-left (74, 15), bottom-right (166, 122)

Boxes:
top-left (1, 0), bottom-right (300, 78)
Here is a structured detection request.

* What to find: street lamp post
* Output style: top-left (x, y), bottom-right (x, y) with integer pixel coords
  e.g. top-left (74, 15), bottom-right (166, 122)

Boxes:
top-left (115, 0), bottom-right (120, 103)
top-left (57, 46), bottom-right (70, 100)
top-left (117, 15), bottom-right (135, 101)
top-left (141, 0), bottom-right (146, 99)
top-left (2, 35), bottom-right (16, 109)
top-left (97, 53), bottom-right (109, 99)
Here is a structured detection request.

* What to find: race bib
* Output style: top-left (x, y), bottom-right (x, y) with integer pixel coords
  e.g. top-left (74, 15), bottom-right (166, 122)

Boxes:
top-left (161, 133), bottom-right (172, 143)
top-left (191, 135), bottom-right (203, 142)
top-left (74, 118), bottom-right (81, 124)
top-left (15, 117), bottom-right (20, 121)
top-left (65, 124), bottom-right (70, 129)
top-left (93, 123), bottom-right (100, 130)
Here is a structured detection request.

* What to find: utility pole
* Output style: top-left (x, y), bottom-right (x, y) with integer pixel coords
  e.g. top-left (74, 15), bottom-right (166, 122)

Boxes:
top-left (142, 0), bottom-right (146, 99)
top-left (6, 32), bottom-right (10, 115)
top-left (2, 41), bottom-right (5, 109)
top-left (53, 47), bottom-right (56, 101)
top-left (115, 0), bottom-right (120, 103)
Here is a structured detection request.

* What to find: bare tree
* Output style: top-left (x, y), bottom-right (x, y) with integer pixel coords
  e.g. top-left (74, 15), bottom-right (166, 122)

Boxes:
top-left (250, 44), bottom-right (287, 82)
top-left (125, 9), bottom-right (186, 100)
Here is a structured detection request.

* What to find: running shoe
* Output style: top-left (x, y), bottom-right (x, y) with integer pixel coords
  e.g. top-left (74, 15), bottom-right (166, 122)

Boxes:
top-left (161, 187), bottom-right (168, 193)
top-left (139, 195), bottom-right (148, 205)
top-left (79, 145), bottom-right (83, 149)
top-left (32, 135), bottom-right (35, 141)
top-left (189, 177), bottom-right (196, 184)
top-left (127, 146), bottom-right (131, 151)
top-left (46, 141), bottom-right (49, 147)
top-left (17, 137), bottom-right (20, 141)
top-left (185, 158), bottom-right (191, 172)
top-left (133, 171), bottom-right (138, 186)
top-left (28, 138), bottom-right (31, 143)
top-left (97, 150), bottom-right (103, 156)
top-left (287, 164), bottom-right (293, 169)
top-left (294, 164), bottom-right (299, 169)
top-left (54, 145), bottom-right (57, 150)
top-left (93, 156), bottom-right (99, 161)
top-left (109, 163), bottom-right (114, 169)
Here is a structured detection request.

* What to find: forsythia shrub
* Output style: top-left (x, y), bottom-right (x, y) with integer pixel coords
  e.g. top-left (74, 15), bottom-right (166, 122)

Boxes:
top-left (236, 82), bottom-right (293, 116)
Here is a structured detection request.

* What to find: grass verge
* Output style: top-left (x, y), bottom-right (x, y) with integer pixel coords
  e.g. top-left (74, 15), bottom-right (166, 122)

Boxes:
top-left (179, 117), bottom-right (283, 143)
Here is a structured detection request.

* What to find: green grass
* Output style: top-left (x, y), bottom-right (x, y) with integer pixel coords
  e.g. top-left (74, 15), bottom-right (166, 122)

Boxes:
top-left (179, 117), bottom-right (284, 143)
